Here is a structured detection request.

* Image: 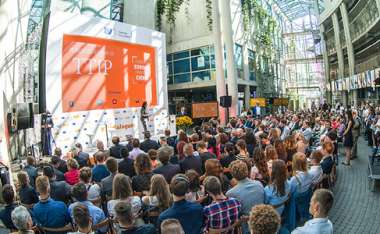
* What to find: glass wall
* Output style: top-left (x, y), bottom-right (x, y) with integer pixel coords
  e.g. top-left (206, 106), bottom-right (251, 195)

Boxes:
top-left (167, 45), bottom-right (216, 84)
top-left (234, 43), bottom-right (244, 79)
top-left (248, 49), bottom-right (256, 81)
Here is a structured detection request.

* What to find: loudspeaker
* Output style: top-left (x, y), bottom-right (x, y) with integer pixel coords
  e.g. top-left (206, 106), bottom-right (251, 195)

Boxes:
top-left (16, 103), bottom-right (34, 130)
top-left (220, 96), bottom-right (232, 108)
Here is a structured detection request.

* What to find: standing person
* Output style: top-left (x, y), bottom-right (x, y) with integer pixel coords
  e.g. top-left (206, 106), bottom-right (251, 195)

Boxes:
top-left (140, 101), bottom-right (149, 133)
top-left (75, 143), bottom-right (90, 168)
top-left (157, 174), bottom-right (204, 234)
top-left (351, 110), bottom-right (361, 159)
top-left (342, 110), bottom-right (354, 166)
top-left (42, 111), bottom-right (54, 156)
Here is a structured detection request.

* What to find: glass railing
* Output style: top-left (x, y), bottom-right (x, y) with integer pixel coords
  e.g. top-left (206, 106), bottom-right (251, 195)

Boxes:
top-left (349, 0), bottom-right (379, 42)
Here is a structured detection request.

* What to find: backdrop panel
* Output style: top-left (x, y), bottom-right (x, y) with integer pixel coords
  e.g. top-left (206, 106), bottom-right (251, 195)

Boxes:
top-left (46, 11), bottom-right (168, 152)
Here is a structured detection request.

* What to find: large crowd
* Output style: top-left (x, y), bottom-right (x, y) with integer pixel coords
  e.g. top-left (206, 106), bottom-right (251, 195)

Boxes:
top-left (0, 101), bottom-right (379, 234)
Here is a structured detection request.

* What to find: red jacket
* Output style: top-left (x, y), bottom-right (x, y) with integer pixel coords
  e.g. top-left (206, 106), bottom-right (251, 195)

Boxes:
top-left (64, 169), bottom-right (79, 185)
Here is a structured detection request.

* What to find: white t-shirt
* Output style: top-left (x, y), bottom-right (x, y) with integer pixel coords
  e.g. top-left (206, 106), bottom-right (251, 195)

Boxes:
top-left (107, 196), bottom-right (142, 218)
top-left (85, 183), bottom-right (101, 201)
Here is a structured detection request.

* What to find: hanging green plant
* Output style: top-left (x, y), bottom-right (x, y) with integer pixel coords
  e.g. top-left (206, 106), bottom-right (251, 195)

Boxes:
top-left (205, 0), bottom-right (213, 31)
top-left (156, 0), bottom-right (166, 30)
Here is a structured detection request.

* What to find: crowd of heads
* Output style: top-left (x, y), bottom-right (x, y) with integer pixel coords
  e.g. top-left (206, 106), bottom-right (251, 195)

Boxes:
top-left (3, 103), bottom-right (363, 234)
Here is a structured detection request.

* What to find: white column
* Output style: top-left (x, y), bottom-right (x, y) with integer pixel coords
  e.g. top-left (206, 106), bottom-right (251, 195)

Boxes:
top-left (212, 0), bottom-right (227, 125)
top-left (332, 12), bottom-right (344, 79)
top-left (340, 2), bottom-right (357, 107)
top-left (244, 85), bottom-right (250, 112)
top-left (320, 24), bottom-right (332, 103)
top-left (220, 0), bottom-right (238, 117)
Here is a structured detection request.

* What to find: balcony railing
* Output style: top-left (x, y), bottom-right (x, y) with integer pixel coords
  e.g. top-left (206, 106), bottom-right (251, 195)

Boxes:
top-left (349, 0), bottom-right (379, 42)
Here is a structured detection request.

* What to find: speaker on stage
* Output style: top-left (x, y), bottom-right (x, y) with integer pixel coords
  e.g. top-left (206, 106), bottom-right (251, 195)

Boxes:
top-left (16, 103), bottom-right (34, 130)
top-left (220, 96), bottom-right (232, 108)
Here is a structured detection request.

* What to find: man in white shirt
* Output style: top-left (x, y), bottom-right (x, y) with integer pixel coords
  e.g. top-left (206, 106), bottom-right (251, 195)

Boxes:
top-left (279, 119), bottom-right (290, 140)
top-left (292, 189), bottom-right (334, 234)
top-left (308, 151), bottom-right (323, 186)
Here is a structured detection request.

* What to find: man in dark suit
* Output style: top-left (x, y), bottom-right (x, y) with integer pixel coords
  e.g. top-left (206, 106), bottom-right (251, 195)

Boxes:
top-left (109, 136), bottom-right (126, 159)
top-left (75, 143), bottom-right (90, 168)
top-left (118, 148), bottom-right (135, 178)
top-left (179, 143), bottom-right (202, 175)
top-left (153, 146), bottom-right (180, 183)
top-left (140, 132), bottom-right (159, 153)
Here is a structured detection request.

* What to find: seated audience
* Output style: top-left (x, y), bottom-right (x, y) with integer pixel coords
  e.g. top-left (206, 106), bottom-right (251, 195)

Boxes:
top-left (51, 155), bottom-right (66, 181)
top-left (129, 139), bottom-right (145, 160)
top-left (264, 160), bottom-right (291, 215)
top-left (53, 148), bottom-right (68, 173)
top-left (179, 143), bottom-right (202, 174)
top-left (68, 204), bottom-right (93, 234)
top-left (308, 151), bottom-right (324, 186)
top-left (184, 170), bottom-right (204, 202)
top-left (227, 160), bottom-right (264, 233)
top-left (248, 204), bottom-right (281, 234)
top-left (251, 148), bottom-right (270, 186)
top-left (160, 219), bottom-right (185, 234)
top-left (43, 165), bottom-right (71, 204)
top-left (17, 171), bottom-right (39, 206)
top-left (32, 176), bottom-right (71, 231)
top-left (74, 143), bottom-right (90, 168)
top-left (157, 174), bottom-right (203, 234)
top-left (236, 139), bottom-right (249, 160)
top-left (11, 206), bottom-right (34, 234)
top-left (118, 148), bottom-right (136, 178)
top-left (101, 157), bottom-right (118, 199)
top-left (114, 201), bottom-right (155, 234)
top-left (142, 174), bottom-right (172, 212)
top-left (203, 176), bottom-right (241, 232)
top-left (153, 146), bottom-right (180, 183)
top-left (147, 149), bottom-right (159, 169)
top-left (0, 185), bottom-right (17, 230)
top-left (107, 174), bottom-right (141, 218)
top-left (64, 158), bottom-right (80, 185)
top-left (201, 159), bottom-right (230, 193)
top-left (132, 154), bottom-right (154, 194)
top-left (292, 189), bottom-right (334, 234)
top-left (68, 183), bottom-right (106, 230)
top-left (23, 156), bottom-right (38, 188)
top-left (290, 153), bottom-right (313, 194)
top-left (92, 151), bottom-right (110, 183)
top-left (196, 141), bottom-right (216, 173)
top-left (79, 167), bottom-right (101, 204)
top-left (109, 136), bottom-right (126, 159)
top-left (140, 132), bottom-right (160, 153)
top-left (320, 141), bottom-right (335, 174)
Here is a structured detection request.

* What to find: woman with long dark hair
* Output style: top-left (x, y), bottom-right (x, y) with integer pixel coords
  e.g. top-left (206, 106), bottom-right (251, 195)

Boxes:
top-left (264, 160), bottom-right (291, 215)
top-left (250, 148), bottom-right (270, 186)
top-left (140, 101), bottom-right (149, 132)
top-left (342, 110), bottom-right (354, 166)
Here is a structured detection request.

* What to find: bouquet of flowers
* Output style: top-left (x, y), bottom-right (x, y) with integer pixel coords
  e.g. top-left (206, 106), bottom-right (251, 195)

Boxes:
top-left (176, 115), bottom-right (193, 130)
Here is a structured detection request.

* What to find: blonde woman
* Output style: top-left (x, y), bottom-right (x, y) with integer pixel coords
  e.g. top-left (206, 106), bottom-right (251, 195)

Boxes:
top-left (142, 174), bottom-right (172, 212)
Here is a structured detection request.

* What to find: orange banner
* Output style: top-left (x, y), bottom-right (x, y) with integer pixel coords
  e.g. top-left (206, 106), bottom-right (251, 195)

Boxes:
top-left (61, 34), bottom-right (157, 112)
top-left (192, 102), bottom-right (218, 118)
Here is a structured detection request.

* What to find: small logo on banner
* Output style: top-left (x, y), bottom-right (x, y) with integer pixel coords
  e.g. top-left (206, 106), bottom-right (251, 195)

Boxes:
top-left (104, 26), bottom-right (113, 35)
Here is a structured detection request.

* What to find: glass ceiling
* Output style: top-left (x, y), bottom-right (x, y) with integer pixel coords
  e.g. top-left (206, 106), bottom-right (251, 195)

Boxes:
top-left (273, 0), bottom-right (325, 21)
